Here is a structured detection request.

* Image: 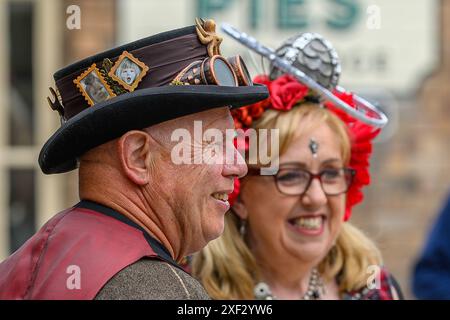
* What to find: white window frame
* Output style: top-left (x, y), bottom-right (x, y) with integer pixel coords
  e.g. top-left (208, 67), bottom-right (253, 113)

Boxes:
top-left (0, 0), bottom-right (64, 259)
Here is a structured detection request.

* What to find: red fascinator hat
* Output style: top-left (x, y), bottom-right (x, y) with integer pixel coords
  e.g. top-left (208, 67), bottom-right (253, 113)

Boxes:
top-left (226, 31), bottom-right (386, 221)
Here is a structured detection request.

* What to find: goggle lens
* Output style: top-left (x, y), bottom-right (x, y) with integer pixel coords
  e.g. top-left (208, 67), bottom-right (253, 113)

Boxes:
top-left (173, 55), bottom-right (252, 87)
top-left (213, 57), bottom-right (238, 86)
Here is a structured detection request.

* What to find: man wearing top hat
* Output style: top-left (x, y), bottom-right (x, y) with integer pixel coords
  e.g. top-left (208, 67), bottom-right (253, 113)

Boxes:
top-left (0, 18), bottom-right (268, 299)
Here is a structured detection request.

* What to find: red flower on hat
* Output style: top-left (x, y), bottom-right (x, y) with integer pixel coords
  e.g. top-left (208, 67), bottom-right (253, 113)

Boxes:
top-left (270, 75), bottom-right (309, 111)
top-left (232, 75), bottom-right (308, 129)
top-left (233, 75), bottom-right (271, 129)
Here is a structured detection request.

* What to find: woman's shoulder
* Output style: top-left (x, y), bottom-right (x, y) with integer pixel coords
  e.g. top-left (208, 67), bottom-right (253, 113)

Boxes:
top-left (341, 266), bottom-right (404, 300)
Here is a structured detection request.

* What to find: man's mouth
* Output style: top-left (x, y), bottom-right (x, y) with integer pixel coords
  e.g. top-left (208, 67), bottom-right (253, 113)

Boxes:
top-left (211, 192), bottom-right (229, 202)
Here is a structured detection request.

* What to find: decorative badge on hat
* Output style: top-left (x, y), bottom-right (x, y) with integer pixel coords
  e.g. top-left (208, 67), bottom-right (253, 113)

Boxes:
top-left (73, 52), bottom-right (149, 107)
top-left (108, 51), bottom-right (149, 92)
top-left (73, 63), bottom-right (116, 107)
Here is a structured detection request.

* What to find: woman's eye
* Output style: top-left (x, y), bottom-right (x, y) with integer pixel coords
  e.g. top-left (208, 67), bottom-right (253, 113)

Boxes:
top-left (278, 171), bottom-right (308, 183)
top-left (322, 169), bottom-right (341, 180)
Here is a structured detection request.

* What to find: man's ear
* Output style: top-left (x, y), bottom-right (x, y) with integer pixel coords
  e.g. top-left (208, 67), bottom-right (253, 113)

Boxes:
top-left (232, 196), bottom-right (248, 220)
top-left (117, 130), bottom-right (153, 185)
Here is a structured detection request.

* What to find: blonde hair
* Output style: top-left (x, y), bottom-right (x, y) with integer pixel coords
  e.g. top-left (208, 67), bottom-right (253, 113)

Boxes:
top-left (192, 104), bottom-right (382, 299)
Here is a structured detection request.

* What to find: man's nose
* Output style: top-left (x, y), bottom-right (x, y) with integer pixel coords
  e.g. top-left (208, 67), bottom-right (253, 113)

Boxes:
top-left (223, 143), bottom-right (248, 178)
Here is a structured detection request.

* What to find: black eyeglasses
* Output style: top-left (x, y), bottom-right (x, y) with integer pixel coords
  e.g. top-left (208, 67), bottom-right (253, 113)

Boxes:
top-left (248, 163), bottom-right (356, 196)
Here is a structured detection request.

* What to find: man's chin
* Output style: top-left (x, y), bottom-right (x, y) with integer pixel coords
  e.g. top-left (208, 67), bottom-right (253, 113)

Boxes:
top-left (205, 223), bottom-right (225, 246)
top-left (209, 224), bottom-right (225, 241)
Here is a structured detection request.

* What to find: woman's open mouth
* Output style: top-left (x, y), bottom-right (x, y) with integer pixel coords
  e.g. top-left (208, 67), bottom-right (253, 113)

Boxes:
top-left (288, 215), bottom-right (326, 236)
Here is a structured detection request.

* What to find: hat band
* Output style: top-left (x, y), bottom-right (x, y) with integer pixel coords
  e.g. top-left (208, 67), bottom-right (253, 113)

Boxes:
top-left (54, 33), bottom-right (208, 120)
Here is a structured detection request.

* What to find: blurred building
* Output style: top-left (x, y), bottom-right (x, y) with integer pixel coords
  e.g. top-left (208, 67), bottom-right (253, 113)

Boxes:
top-left (0, 0), bottom-right (449, 299)
top-left (0, 0), bottom-right (116, 256)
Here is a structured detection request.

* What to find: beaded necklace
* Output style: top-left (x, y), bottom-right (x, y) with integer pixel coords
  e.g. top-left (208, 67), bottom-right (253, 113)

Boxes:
top-left (254, 268), bottom-right (326, 300)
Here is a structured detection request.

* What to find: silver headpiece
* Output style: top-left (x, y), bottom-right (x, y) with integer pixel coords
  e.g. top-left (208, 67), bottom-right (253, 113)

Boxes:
top-left (269, 33), bottom-right (340, 91)
top-left (220, 23), bottom-right (388, 128)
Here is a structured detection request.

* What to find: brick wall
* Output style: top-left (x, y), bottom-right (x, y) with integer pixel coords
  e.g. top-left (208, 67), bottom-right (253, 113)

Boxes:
top-left (352, 0), bottom-right (450, 299)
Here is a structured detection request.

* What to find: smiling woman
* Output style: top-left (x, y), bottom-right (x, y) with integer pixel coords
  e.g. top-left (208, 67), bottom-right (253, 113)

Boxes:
top-left (192, 32), bottom-right (403, 300)
top-left (193, 104), bottom-right (392, 299)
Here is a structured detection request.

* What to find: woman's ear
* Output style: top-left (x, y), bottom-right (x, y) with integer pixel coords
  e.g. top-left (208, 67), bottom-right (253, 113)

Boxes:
top-left (232, 197), bottom-right (248, 220)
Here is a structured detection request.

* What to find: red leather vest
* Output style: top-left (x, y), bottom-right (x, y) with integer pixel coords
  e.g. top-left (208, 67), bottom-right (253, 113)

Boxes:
top-left (0, 205), bottom-right (158, 299)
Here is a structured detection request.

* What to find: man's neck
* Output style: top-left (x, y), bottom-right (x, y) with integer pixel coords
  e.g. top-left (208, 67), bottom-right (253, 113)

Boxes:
top-left (78, 158), bottom-right (186, 262)
top-left (80, 190), bottom-right (181, 261)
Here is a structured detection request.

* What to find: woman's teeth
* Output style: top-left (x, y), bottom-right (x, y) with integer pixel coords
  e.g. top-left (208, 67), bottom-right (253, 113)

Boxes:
top-left (212, 193), bottom-right (229, 202)
top-left (293, 216), bottom-right (323, 230)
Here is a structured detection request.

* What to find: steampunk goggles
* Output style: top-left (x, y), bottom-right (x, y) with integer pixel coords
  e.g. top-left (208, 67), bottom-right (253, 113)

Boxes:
top-left (172, 54), bottom-right (253, 87)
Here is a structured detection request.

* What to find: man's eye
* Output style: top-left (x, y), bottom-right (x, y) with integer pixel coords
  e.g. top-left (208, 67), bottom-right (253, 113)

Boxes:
top-left (209, 140), bottom-right (225, 148)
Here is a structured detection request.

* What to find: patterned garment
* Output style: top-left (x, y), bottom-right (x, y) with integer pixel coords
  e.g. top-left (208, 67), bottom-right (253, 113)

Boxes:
top-left (183, 257), bottom-right (403, 300)
top-left (342, 268), bottom-right (403, 300)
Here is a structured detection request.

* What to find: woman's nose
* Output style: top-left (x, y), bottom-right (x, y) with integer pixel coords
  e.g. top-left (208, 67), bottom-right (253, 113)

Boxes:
top-left (301, 178), bottom-right (327, 208)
